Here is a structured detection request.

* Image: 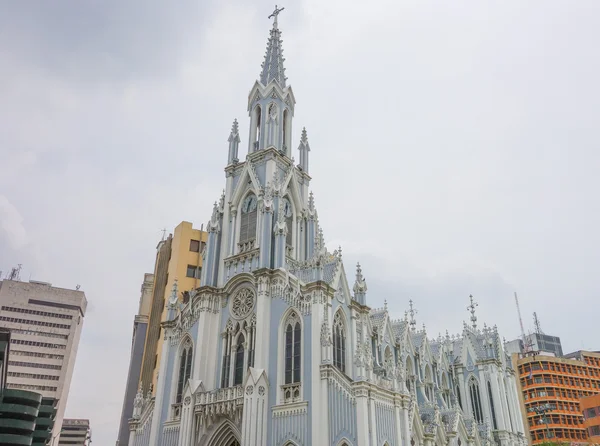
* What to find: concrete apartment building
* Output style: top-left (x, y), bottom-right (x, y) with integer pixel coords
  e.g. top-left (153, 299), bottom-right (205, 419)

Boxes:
top-left (115, 221), bottom-right (207, 446)
top-left (0, 279), bottom-right (87, 442)
top-left (513, 350), bottom-right (600, 445)
top-left (58, 418), bottom-right (91, 446)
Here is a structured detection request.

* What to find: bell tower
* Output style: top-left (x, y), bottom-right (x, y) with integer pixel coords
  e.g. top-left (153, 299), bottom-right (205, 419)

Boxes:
top-left (247, 6), bottom-right (296, 157)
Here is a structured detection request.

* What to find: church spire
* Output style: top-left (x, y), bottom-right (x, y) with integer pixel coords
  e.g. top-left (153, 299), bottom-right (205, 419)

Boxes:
top-left (227, 119), bottom-right (240, 165)
top-left (260, 5), bottom-right (287, 87)
top-left (297, 127), bottom-right (310, 172)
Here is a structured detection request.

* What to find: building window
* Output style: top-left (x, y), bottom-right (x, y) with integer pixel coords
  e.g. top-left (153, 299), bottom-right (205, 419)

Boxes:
top-left (221, 334), bottom-right (231, 388)
top-left (590, 425), bottom-right (600, 436)
top-left (186, 265), bottom-right (201, 278)
top-left (469, 377), bottom-right (484, 423)
top-left (176, 341), bottom-right (193, 404)
top-left (456, 385), bottom-right (463, 409)
top-left (189, 239), bottom-right (200, 252)
top-left (333, 311), bottom-right (346, 373)
top-left (240, 194), bottom-right (258, 243)
top-left (487, 381), bottom-right (498, 430)
top-left (234, 334), bottom-right (245, 386)
top-left (586, 408), bottom-right (597, 418)
top-left (284, 312), bottom-right (301, 384)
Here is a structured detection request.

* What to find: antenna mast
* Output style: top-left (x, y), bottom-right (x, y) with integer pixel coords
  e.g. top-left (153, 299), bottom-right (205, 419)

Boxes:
top-left (514, 292), bottom-right (531, 353)
top-left (533, 312), bottom-right (544, 335)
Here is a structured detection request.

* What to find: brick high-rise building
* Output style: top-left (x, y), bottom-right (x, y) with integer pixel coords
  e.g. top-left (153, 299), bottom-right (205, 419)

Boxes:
top-left (513, 350), bottom-right (600, 445)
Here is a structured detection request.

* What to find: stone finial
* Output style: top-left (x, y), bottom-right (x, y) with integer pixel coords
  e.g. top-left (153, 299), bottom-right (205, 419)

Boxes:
top-left (408, 299), bottom-right (418, 331)
top-left (301, 127), bottom-right (308, 143)
top-left (308, 191), bottom-right (315, 211)
top-left (384, 299), bottom-right (388, 311)
top-left (467, 294), bottom-right (478, 330)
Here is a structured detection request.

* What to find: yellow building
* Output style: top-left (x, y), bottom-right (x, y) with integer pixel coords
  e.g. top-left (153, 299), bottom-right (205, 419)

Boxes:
top-left (139, 221), bottom-right (208, 395)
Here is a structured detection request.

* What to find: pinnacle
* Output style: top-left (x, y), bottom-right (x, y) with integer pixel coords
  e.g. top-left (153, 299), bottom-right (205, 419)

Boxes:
top-left (300, 127), bottom-right (308, 143)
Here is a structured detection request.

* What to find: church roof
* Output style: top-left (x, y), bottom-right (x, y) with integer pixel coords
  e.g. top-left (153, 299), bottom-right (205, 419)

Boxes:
top-left (411, 331), bottom-right (426, 349)
top-left (260, 14), bottom-right (287, 87)
top-left (391, 319), bottom-right (408, 341)
top-left (369, 308), bottom-right (387, 333)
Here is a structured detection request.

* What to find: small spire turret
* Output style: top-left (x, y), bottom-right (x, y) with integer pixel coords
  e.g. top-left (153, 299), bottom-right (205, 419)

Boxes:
top-left (298, 127), bottom-right (311, 172)
top-left (353, 262), bottom-right (367, 305)
top-left (227, 119), bottom-right (240, 164)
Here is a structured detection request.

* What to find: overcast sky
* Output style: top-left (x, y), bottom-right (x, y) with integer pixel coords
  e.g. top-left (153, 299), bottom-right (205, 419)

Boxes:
top-left (1, 1), bottom-right (599, 444)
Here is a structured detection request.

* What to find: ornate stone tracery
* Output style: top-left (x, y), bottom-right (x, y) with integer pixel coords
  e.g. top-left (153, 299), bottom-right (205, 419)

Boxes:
top-left (230, 288), bottom-right (256, 320)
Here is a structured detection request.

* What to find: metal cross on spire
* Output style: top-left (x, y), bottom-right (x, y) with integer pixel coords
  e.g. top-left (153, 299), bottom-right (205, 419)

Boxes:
top-left (467, 294), bottom-right (478, 330)
top-left (268, 5), bottom-right (285, 28)
top-left (408, 299), bottom-right (418, 331)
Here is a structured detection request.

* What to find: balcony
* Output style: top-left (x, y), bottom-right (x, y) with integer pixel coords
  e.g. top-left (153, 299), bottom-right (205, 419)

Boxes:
top-left (195, 386), bottom-right (244, 423)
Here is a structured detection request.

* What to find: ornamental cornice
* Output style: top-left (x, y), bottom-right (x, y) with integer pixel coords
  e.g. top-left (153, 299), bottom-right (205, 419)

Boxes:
top-left (272, 400), bottom-right (308, 417)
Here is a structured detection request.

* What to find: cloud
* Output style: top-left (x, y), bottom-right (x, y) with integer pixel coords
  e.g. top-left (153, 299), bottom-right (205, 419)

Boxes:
top-left (0, 196), bottom-right (29, 250)
top-left (1, 1), bottom-right (599, 444)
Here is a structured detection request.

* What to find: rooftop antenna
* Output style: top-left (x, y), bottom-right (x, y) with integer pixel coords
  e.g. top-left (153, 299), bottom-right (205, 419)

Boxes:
top-left (533, 312), bottom-right (544, 335)
top-left (514, 292), bottom-right (532, 354)
top-left (7, 264), bottom-right (22, 281)
top-left (160, 228), bottom-right (167, 241)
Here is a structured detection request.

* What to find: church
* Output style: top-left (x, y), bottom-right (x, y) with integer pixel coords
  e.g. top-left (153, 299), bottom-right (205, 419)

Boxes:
top-left (127, 9), bottom-right (526, 446)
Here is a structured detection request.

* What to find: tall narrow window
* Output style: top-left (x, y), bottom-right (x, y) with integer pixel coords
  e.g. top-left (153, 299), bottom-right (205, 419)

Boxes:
top-left (333, 311), bottom-right (346, 373)
top-left (253, 106), bottom-right (262, 151)
top-left (239, 194), bottom-right (258, 244)
top-left (456, 385), bottom-right (463, 409)
top-left (176, 342), bottom-right (193, 403)
top-left (248, 323), bottom-right (255, 368)
top-left (469, 378), bottom-right (484, 423)
top-left (487, 381), bottom-right (498, 429)
top-left (234, 334), bottom-right (245, 386)
top-left (282, 197), bottom-right (293, 246)
top-left (282, 109), bottom-right (288, 151)
top-left (284, 312), bottom-right (301, 384)
top-left (221, 333), bottom-right (231, 388)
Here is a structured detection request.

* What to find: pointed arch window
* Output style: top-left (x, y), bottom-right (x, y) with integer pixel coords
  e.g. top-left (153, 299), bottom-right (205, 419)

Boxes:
top-left (284, 312), bottom-right (301, 384)
top-left (252, 105), bottom-right (262, 151)
top-left (282, 197), bottom-right (293, 246)
top-left (233, 334), bottom-right (245, 386)
top-left (176, 341), bottom-right (193, 404)
top-left (469, 378), bottom-right (484, 423)
top-left (487, 381), bottom-right (498, 429)
top-left (221, 331), bottom-right (232, 388)
top-left (239, 194), bottom-right (258, 244)
top-left (333, 311), bottom-right (346, 373)
top-left (456, 385), bottom-right (463, 409)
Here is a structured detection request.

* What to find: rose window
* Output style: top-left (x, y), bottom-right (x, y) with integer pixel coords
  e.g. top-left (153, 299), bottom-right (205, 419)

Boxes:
top-left (231, 288), bottom-right (255, 319)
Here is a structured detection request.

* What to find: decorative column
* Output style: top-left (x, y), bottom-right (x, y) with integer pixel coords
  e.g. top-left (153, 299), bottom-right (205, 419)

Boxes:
top-left (253, 275), bottom-right (271, 370)
top-left (241, 369), bottom-right (269, 446)
top-left (355, 383), bottom-right (371, 446)
top-left (305, 193), bottom-right (316, 260)
top-left (273, 199), bottom-right (287, 269)
top-left (369, 392), bottom-right (377, 446)
top-left (148, 324), bottom-right (176, 445)
top-left (202, 202), bottom-right (222, 287)
top-left (259, 185), bottom-right (274, 269)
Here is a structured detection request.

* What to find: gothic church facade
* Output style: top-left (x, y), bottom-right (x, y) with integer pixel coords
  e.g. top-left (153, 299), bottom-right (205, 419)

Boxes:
top-left (127, 11), bottom-right (526, 446)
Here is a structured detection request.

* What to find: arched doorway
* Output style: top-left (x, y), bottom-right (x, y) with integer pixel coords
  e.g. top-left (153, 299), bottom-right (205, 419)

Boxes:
top-left (203, 420), bottom-right (241, 446)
